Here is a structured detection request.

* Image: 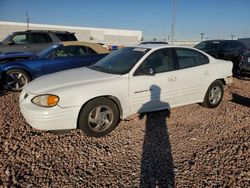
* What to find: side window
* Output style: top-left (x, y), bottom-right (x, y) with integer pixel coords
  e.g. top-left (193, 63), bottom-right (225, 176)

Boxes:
top-left (135, 48), bottom-right (175, 74)
top-left (55, 34), bottom-right (77, 41)
top-left (87, 47), bottom-right (97, 54)
top-left (77, 46), bottom-right (87, 55)
top-left (235, 41), bottom-right (245, 50)
top-left (175, 48), bottom-right (209, 69)
top-left (55, 46), bottom-right (78, 57)
top-left (221, 42), bottom-right (239, 50)
top-left (10, 34), bottom-right (30, 44)
top-left (32, 33), bottom-right (52, 43)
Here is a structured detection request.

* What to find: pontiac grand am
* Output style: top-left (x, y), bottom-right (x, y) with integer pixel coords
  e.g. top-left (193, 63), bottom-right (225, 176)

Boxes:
top-left (20, 44), bottom-right (233, 137)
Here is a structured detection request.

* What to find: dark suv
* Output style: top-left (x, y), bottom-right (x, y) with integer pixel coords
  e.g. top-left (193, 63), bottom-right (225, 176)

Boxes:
top-left (0, 30), bottom-right (77, 54)
top-left (194, 40), bottom-right (247, 74)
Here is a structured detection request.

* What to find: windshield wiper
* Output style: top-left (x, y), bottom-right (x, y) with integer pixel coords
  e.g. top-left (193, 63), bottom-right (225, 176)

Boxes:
top-left (88, 64), bottom-right (106, 72)
top-left (88, 64), bottom-right (118, 74)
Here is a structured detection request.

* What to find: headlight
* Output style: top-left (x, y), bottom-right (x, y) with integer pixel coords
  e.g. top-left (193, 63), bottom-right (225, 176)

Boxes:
top-left (32, 94), bottom-right (59, 107)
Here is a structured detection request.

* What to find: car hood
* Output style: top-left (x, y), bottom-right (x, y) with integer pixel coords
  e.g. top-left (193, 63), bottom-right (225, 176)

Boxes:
top-left (0, 52), bottom-right (35, 59)
top-left (25, 67), bottom-right (121, 94)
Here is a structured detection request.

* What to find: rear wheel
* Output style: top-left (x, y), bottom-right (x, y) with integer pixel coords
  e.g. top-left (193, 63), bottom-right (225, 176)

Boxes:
top-left (5, 69), bottom-right (31, 91)
top-left (202, 80), bottom-right (224, 108)
top-left (78, 97), bottom-right (120, 137)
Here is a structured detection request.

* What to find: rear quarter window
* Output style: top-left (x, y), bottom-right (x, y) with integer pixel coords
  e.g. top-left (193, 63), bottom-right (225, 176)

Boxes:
top-left (87, 47), bottom-right (97, 54)
top-left (55, 34), bottom-right (77, 41)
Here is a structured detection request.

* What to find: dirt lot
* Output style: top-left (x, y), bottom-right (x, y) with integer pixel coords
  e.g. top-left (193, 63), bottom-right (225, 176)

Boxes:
top-left (0, 78), bottom-right (249, 187)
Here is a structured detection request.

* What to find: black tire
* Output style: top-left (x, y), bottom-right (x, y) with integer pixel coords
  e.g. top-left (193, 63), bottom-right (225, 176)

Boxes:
top-left (78, 97), bottom-right (120, 137)
top-left (5, 69), bottom-right (31, 91)
top-left (202, 80), bottom-right (224, 108)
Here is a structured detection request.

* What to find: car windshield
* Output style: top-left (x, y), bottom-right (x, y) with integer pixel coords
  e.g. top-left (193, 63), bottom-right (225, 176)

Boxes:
top-left (37, 44), bottom-right (61, 57)
top-left (194, 41), bottom-right (222, 51)
top-left (89, 47), bottom-right (150, 74)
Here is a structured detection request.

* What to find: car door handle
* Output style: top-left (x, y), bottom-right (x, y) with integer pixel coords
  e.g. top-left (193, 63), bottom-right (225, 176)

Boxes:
top-left (24, 46), bottom-right (30, 49)
top-left (168, 76), bottom-right (177, 81)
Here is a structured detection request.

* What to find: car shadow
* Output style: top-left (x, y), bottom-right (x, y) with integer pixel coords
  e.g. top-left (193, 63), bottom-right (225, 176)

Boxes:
top-left (139, 85), bottom-right (175, 187)
top-left (231, 93), bottom-right (250, 108)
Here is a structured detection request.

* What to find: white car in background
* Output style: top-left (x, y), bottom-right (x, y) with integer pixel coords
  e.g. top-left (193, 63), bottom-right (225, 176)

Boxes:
top-left (20, 44), bottom-right (233, 137)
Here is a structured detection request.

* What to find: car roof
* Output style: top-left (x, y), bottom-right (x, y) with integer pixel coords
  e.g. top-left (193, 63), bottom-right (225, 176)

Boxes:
top-left (133, 43), bottom-right (193, 50)
top-left (60, 41), bottom-right (110, 54)
top-left (200, 39), bottom-right (243, 43)
top-left (200, 40), bottom-right (226, 43)
top-left (13, 30), bottom-right (74, 34)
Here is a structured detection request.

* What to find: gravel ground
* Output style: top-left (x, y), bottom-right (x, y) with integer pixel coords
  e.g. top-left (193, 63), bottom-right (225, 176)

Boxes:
top-left (0, 78), bottom-right (249, 187)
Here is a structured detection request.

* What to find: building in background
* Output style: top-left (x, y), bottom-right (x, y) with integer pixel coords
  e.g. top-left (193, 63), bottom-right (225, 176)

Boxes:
top-left (0, 21), bottom-right (142, 47)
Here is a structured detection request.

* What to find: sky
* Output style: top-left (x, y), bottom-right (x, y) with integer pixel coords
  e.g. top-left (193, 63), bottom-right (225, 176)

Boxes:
top-left (0, 0), bottom-right (249, 41)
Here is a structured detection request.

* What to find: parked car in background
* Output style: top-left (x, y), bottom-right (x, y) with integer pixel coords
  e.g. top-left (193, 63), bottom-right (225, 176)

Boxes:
top-left (194, 40), bottom-right (247, 74)
top-left (0, 30), bottom-right (77, 54)
top-left (238, 51), bottom-right (250, 76)
top-left (20, 44), bottom-right (233, 137)
top-left (0, 41), bottom-right (109, 91)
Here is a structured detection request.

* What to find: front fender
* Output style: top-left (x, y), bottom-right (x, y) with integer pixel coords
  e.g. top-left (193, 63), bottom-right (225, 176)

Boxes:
top-left (53, 77), bottom-right (131, 119)
top-left (1, 63), bottom-right (34, 79)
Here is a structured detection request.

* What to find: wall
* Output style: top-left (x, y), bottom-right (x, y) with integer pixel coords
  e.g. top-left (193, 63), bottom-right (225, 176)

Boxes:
top-left (0, 21), bottom-right (142, 46)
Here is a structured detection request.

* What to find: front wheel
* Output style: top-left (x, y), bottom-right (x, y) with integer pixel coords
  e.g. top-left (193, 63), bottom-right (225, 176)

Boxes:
top-left (5, 69), bottom-right (31, 91)
top-left (202, 80), bottom-right (224, 108)
top-left (78, 97), bottom-right (120, 137)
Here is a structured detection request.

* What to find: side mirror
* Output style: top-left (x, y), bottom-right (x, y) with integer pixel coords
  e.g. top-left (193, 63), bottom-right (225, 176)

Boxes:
top-left (134, 67), bottom-right (155, 76)
top-left (144, 68), bottom-right (155, 75)
top-left (47, 52), bottom-right (55, 59)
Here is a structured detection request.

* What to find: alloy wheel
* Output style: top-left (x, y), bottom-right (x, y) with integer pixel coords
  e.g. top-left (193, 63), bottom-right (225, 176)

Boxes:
top-left (88, 105), bottom-right (114, 132)
top-left (6, 72), bottom-right (28, 91)
top-left (208, 86), bottom-right (222, 105)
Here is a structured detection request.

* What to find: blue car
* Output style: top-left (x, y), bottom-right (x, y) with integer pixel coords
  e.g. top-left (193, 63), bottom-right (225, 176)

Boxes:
top-left (0, 41), bottom-right (109, 91)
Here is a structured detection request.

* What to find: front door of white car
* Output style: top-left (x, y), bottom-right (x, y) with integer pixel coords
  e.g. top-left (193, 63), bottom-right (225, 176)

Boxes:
top-left (128, 47), bottom-right (212, 114)
top-left (129, 48), bottom-right (180, 114)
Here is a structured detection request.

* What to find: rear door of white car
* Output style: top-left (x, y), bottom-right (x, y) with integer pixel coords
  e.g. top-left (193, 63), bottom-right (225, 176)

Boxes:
top-left (129, 48), bottom-right (180, 114)
top-left (171, 47), bottom-right (211, 106)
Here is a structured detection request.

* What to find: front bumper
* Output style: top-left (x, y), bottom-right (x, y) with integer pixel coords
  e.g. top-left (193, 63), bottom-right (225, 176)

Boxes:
top-left (19, 90), bottom-right (81, 130)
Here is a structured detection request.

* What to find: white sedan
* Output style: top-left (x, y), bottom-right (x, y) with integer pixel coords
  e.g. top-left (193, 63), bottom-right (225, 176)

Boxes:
top-left (20, 44), bottom-right (233, 137)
